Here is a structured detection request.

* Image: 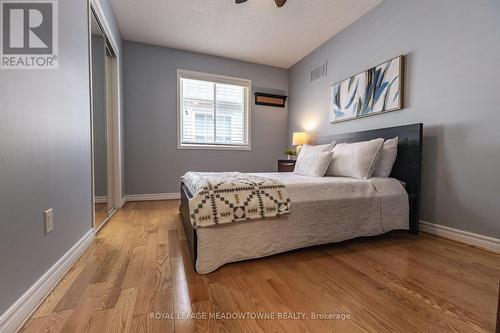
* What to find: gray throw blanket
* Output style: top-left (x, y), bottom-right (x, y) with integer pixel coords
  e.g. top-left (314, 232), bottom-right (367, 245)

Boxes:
top-left (181, 172), bottom-right (291, 228)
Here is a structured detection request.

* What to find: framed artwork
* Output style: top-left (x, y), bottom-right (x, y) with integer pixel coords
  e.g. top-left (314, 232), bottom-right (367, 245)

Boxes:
top-left (330, 55), bottom-right (404, 123)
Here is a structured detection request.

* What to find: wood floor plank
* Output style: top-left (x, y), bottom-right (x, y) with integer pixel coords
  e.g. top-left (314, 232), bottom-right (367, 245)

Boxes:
top-left (87, 308), bottom-right (113, 333)
top-left (352, 242), bottom-right (497, 323)
top-left (361, 239), bottom-right (497, 299)
top-left (192, 300), bottom-right (222, 333)
top-left (21, 309), bottom-right (73, 333)
top-left (297, 251), bottom-right (480, 332)
top-left (330, 246), bottom-right (493, 332)
top-left (106, 287), bottom-right (138, 333)
top-left (149, 241), bottom-right (175, 333)
top-left (122, 245), bottom-right (146, 289)
top-left (90, 248), bottom-right (121, 284)
top-left (228, 268), bottom-right (307, 333)
top-left (100, 241), bottom-right (135, 310)
top-left (42, 309), bottom-right (74, 333)
top-left (18, 200), bottom-right (500, 333)
top-left (232, 265), bottom-right (314, 333)
top-left (60, 282), bottom-right (112, 333)
top-left (133, 226), bottom-right (159, 316)
top-left (31, 265), bottom-right (84, 318)
top-left (52, 252), bottom-right (104, 312)
top-left (171, 255), bottom-right (197, 333)
top-left (130, 314), bottom-right (148, 333)
top-left (255, 257), bottom-right (375, 332)
top-left (206, 279), bottom-right (266, 333)
top-left (176, 226), bottom-right (210, 305)
top-left (168, 231), bottom-right (197, 330)
top-left (168, 229), bottom-right (182, 259)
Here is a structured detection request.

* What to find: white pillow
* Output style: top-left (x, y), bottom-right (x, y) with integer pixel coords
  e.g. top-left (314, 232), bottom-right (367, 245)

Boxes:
top-left (298, 141), bottom-right (336, 155)
top-left (325, 138), bottom-right (384, 179)
top-left (373, 137), bottom-right (398, 177)
top-left (294, 151), bottom-right (333, 177)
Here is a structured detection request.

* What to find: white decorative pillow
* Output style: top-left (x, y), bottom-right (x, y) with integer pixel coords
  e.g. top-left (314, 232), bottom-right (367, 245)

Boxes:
top-left (325, 138), bottom-right (384, 179)
top-left (294, 151), bottom-right (333, 177)
top-left (298, 141), bottom-right (336, 156)
top-left (373, 137), bottom-right (398, 177)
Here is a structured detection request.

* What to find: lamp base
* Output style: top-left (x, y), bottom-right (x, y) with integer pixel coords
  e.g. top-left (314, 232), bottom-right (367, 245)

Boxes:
top-left (296, 145), bottom-right (303, 156)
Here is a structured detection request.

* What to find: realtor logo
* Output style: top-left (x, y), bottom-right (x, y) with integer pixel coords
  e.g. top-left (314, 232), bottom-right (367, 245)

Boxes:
top-left (1, 0), bottom-right (58, 69)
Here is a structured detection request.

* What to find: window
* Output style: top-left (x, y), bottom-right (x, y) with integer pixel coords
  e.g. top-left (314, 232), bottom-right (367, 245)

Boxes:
top-left (178, 69), bottom-right (251, 150)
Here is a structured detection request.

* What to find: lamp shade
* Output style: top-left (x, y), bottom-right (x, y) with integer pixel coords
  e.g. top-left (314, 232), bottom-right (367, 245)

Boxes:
top-left (292, 132), bottom-right (307, 146)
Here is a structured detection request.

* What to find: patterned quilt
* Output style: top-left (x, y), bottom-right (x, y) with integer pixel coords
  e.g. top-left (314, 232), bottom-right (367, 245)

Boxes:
top-left (181, 172), bottom-right (291, 228)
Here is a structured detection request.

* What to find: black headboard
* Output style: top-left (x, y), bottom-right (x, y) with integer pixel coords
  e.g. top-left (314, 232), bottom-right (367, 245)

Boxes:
top-left (317, 123), bottom-right (423, 234)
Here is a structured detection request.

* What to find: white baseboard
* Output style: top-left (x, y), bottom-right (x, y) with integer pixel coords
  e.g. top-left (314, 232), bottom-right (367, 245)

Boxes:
top-left (119, 196), bottom-right (127, 208)
top-left (94, 196), bottom-right (107, 204)
top-left (0, 229), bottom-right (95, 333)
top-left (420, 221), bottom-right (500, 254)
top-left (125, 192), bottom-right (180, 202)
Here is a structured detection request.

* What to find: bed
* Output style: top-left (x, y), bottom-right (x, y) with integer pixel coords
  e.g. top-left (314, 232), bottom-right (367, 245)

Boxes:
top-left (179, 123), bottom-right (423, 274)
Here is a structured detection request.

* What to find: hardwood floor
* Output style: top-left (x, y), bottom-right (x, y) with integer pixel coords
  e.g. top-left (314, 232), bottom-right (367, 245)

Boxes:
top-left (19, 200), bottom-right (500, 333)
top-left (94, 203), bottom-right (108, 230)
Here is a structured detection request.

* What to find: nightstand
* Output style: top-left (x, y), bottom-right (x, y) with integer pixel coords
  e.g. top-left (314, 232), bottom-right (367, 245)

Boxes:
top-left (277, 159), bottom-right (296, 172)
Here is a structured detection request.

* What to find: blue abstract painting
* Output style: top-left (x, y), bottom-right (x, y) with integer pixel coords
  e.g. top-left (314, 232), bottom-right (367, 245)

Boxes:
top-left (330, 56), bottom-right (403, 123)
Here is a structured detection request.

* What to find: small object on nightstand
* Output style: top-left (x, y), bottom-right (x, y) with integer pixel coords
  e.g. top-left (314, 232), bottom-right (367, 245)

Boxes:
top-left (292, 132), bottom-right (308, 155)
top-left (284, 147), bottom-right (297, 160)
top-left (278, 159), bottom-right (296, 172)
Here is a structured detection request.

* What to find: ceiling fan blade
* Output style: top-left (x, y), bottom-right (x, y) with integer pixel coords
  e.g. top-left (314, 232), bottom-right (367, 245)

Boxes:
top-left (274, 0), bottom-right (287, 7)
top-left (235, 0), bottom-right (247, 3)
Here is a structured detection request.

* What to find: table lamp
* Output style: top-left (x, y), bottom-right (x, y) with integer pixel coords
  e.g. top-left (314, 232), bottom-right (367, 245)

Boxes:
top-left (292, 132), bottom-right (307, 156)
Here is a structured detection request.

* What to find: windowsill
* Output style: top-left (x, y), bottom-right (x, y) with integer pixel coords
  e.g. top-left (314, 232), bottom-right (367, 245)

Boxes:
top-left (177, 143), bottom-right (251, 151)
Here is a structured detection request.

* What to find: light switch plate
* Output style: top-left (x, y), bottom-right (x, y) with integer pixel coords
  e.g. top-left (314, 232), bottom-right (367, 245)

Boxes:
top-left (44, 209), bottom-right (53, 234)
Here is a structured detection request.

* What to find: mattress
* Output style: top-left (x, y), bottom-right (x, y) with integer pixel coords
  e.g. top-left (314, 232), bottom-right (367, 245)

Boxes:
top-left (190, 172), bottom-right (409, 274)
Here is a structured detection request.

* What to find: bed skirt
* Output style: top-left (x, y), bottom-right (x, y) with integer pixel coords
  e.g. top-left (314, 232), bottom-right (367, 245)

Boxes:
top-left (181, 182), bottom-right (408, 274)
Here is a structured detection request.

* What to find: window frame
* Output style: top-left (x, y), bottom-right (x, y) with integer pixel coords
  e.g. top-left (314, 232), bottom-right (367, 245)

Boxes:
top-left (177, 69), bottom-right (252, 151)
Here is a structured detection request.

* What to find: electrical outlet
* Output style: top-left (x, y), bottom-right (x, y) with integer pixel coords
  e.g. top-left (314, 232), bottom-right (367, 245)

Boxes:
top-left (44, 209), bottom-right (54, 234)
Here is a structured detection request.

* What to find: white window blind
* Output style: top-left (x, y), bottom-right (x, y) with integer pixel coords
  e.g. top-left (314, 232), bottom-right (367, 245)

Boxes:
top-left (178, 70), bottom-right (251, 150)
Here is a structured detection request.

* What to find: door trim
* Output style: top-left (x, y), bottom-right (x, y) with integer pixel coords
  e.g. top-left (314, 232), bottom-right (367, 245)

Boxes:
top-left (88, 0), bottom-right (124, 231)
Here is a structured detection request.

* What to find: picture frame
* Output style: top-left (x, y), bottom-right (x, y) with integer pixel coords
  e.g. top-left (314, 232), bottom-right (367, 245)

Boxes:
top-left (330, 55), bottom-right (404, 123)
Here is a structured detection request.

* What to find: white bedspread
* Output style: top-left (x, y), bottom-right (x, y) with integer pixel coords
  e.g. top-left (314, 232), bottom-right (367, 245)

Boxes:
top-left (190, 172), bottom-right (409, 274)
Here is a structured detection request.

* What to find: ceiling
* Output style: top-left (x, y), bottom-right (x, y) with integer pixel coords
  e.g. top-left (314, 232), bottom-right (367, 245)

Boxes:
top-left (110, 0), bottom-right (382, 68)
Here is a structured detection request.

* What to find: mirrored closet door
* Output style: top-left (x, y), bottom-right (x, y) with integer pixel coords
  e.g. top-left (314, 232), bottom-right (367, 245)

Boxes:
top-left (90, 10), bottom-right (116, 230)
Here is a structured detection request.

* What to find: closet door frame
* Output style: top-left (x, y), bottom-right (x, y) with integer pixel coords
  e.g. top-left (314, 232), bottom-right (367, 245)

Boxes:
top-left (105, 53), bottom-right (115, 215)
top-left (88, 0), bottom-right (124, 231)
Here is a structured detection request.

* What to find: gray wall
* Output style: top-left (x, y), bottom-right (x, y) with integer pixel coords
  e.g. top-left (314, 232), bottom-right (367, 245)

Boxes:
top-left (91, 35), bottom-right (107, 198)
top-left (288, 0), bottom-right (500, 238)
top-left (0, 0), bottom-right (123, 317)
top-left (123, 41), bottom-right (289, 195)
top-left (0, 0), bottom-right (92, 314)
